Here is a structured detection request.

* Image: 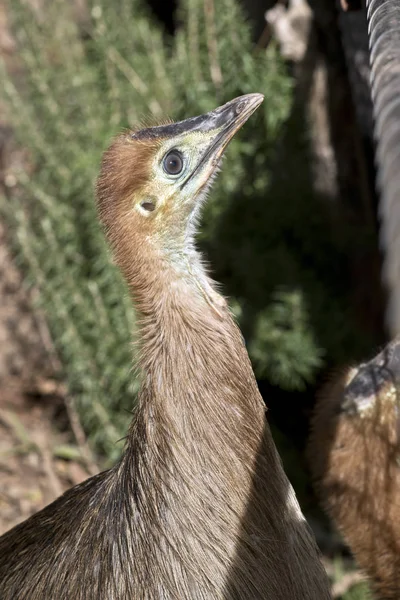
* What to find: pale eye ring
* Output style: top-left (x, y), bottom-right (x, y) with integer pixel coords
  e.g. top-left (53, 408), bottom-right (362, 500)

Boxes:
top-left (163, 150), bottom-right (184, 176)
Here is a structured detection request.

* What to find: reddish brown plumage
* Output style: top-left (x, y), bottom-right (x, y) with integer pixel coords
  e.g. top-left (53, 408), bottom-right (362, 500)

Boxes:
top-left (309, 342), bottom-right (400, 599)
top-left (97, 134), bottom-right (160, 229)
top-left (0, 96), bottom-right (331, 599)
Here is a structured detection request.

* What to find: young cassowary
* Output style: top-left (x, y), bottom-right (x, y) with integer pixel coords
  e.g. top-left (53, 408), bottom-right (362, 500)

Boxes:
top-left (309, 338), bottom-right (400, 599)
top-left (0, 94), bottom-right (331, 599)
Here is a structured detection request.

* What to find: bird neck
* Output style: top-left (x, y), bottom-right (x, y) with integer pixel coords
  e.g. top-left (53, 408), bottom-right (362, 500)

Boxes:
top-left (113, 225), bottom-right (226, 318)
top-left (118, 233), bottom-right (266, 474)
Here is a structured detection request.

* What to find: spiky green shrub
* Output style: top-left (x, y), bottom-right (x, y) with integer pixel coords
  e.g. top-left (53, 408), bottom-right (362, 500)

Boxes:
top-left (343, 583), bottom-right (372, 600)
top-left (3, 0), bottom-right (374, 459)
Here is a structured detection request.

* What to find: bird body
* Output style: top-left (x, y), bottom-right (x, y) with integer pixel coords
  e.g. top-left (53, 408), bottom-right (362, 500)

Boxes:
top-left (309, 339), bottom-right (400, 599)
top-left (0, 95), bottom-right (331, 599)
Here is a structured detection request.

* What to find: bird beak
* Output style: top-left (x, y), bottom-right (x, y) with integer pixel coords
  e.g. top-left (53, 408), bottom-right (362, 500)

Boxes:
top-left (181, 93), bottom-right (264, 186)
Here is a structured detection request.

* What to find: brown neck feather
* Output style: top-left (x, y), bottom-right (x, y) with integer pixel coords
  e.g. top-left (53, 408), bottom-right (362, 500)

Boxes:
top-left (120, 230), bottom-right (266, 466)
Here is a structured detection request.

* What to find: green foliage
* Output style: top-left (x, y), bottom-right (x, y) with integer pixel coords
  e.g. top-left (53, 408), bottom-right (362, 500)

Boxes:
top-left (343, 583), bottom-right (372, 600)
top-left (331, 557), bottom-right (372, 600)
top-left (248, 289), bottom-right (323, 390)
top-left (2, 0), bottom-right (375, 457)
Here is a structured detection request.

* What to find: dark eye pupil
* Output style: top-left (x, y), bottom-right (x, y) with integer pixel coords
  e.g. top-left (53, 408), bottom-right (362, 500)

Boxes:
top-left (163, 151), bottom-right (183, 175)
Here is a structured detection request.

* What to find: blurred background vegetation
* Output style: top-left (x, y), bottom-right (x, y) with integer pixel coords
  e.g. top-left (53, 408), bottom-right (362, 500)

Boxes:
top-left (0, 0), bottom-right (386, 596)
top-left (1, 0), bottom-right (383, 454)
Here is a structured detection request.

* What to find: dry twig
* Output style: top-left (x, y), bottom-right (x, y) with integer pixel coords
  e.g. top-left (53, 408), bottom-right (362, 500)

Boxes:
top-left (64, 395), bottom-right (99, 476)
top-left (203, 0), bottom-right (223, 89)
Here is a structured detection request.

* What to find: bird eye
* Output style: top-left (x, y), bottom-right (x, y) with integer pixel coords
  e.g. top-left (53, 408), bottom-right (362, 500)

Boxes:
top-left (163, 150), bottom-right (184, 176)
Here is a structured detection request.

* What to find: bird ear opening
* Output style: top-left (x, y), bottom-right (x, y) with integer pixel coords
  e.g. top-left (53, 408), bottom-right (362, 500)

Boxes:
top-left (139, 199), bottom-right (157, 214)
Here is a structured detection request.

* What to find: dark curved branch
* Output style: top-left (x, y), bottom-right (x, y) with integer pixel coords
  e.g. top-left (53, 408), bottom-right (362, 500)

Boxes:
top-left (367, 0), bottom-right (400, 334)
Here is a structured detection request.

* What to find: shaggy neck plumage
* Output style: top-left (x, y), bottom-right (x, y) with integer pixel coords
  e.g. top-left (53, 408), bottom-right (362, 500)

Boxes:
top-left (119, 233), bottom-right (265, 458)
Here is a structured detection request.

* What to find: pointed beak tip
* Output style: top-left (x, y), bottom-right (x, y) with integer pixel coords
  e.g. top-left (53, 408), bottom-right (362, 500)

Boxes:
top-left (231, 93), bottom-right (264, 124)
top-left (250, 92), bottom-right (265, 103)
top-left (241, 92), bottom-right (264, 108)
